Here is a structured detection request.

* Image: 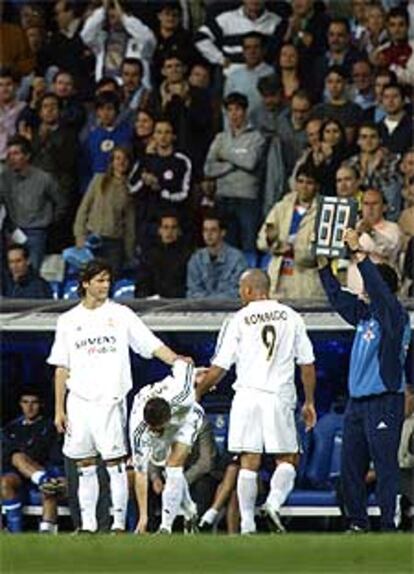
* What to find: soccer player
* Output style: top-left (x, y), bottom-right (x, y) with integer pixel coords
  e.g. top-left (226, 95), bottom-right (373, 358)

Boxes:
top-left (48, 259), bottom-right (189, 533)
top-left (196, 269), bottom-right (317, 534)
top-left (129, 359), bottom-right (204, 534)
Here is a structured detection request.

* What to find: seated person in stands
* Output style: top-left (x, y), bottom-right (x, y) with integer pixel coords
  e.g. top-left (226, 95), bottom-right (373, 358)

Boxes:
top-left (1, 243), bottom-right (53, 299)
top-left (1, 388), bottom-right (65, 533)
top-left (135, 211), bottom-right (193, 299)
top-left (186, 211), bottom-right (247, 299)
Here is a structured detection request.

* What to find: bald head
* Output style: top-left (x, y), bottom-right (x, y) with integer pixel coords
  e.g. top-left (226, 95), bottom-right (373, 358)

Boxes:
top-left (239, 269), bottom-right (270, 302)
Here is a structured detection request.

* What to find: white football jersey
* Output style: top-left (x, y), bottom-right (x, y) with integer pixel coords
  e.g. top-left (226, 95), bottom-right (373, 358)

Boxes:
top-left (212, 299), bottom-right (314, 400)
top-left (129, 361), bottom-right (201, 472)
top-left (47, 300), bottom-right (163, 404)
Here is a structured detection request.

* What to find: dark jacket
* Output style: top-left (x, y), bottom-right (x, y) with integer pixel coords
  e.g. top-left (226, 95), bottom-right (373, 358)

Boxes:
top-left (2, 415), bottom-right (62, 468)
top-left (2, 268), bottom-right (53, 299)
top-left (135, 239), bottom-right (193, 298)
top-left (378, 113), bottom-right (413, 156)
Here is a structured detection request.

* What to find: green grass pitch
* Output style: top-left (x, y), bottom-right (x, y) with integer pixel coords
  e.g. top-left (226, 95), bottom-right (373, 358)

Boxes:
top-left (1, 533), bottom-right (413, 574)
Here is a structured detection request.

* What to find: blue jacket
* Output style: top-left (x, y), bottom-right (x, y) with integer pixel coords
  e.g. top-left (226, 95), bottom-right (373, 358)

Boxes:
top-left (186, 243), bottom-right (247, 299)
top-left (319, 258), bottom-right (411, 398)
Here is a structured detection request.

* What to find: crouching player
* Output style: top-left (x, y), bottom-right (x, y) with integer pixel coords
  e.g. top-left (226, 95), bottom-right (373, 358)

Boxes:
top-left (129, 360), bottom-right (204, 534)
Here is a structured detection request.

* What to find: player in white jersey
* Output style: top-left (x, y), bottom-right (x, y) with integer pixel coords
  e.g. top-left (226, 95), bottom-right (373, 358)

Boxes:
top-left (129, 360), bottom-right (204, 534)
top-left (196, 269), bottom-right (317, 534)
top-left (47, 259), bottom-right (190, 533)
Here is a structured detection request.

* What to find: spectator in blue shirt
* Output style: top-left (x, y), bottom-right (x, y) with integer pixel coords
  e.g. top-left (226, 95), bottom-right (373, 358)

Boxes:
top-left (186, 211), bottom-right (247, 299)
top-left (83, 91), bottom-right (132, 187)
top-left (2, 243), bottom-right (53, 299)
top-left (318, 229), bottom-right (411, 532)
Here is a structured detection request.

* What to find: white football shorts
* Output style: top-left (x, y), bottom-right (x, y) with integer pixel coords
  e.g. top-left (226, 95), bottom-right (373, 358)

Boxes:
top-left (228, 389), bottom-right (298, 454)
top-left (63, 392), bottom-right (127, 460)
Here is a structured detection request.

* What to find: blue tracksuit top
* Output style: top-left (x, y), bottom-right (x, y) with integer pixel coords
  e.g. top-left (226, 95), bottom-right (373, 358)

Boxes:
top-left (319, 258), bottom-right (411, 398)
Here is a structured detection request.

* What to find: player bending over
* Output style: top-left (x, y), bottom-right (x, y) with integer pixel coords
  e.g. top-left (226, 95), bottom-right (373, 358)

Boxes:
top-left (130, 360), bottom-right (204, 534)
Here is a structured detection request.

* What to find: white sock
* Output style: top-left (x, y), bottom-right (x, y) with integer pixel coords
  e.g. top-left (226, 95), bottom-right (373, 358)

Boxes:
top-left (106, 462), bottom-right (128, 531)
top-left (237, 469), bottom-right (257, 534)
top-left (39, 520), bottom-right (57, 534)
top-left (31, 470), bottom-right (47, 485)
top-left (200, 508), bottom-right (219, 526)
top-left (181, 477), bottom-right (197, 519)
top-left (161, 467), bottom-right (184, 532)
top-left (78, 465), bottom-right (99, 532)
top-left (266, 462), bottom-right (296, 512)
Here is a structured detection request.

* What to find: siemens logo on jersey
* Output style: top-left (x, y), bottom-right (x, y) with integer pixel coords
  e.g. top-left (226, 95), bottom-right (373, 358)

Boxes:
top-left (75, 335), bottom-right (117, 351)
top-left (244, 310), bottom-right (287, 326)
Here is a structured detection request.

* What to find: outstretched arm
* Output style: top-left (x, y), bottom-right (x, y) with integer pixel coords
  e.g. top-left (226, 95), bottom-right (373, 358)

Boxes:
top-left (195, 366), bottom-right (226, 401)
top-left (153, 346), bottom-right (192, 366)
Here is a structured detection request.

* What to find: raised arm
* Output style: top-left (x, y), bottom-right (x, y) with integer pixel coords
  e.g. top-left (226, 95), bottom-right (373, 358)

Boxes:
top-left (317, 255), bottom-right (366, 326)
top-left (80, 6), bottom-right (105, 52)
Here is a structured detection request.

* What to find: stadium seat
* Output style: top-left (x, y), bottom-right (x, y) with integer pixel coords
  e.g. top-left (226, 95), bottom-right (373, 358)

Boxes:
top-left (62, 279), bottom-right (80, 300)
top-left (328, 430), bottom-right (343, 482)
top-left (48, 281), bottom-right (62, 300)
top-left (286, 489), bottom-right (338, 507)
top-left (207, 413), bottom-right (229, 455)
top-left (112, 278), bottom-right (135, 300)
top-left (305, 413), bottom-right (344, 489)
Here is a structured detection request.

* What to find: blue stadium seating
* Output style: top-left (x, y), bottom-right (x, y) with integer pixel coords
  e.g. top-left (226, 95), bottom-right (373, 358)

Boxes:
top-left (62, 279), bottom-right (80, 300)
top-left (48, 281), bottom-right (62, 300)
top-left (306, 412), bottom-right (344, 489)
top-left (112, 278), bottom-right (135, 300)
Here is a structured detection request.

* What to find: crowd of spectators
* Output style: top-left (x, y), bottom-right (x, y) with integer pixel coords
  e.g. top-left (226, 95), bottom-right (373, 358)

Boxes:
top-left (1, 0), bottom-right (413, 300)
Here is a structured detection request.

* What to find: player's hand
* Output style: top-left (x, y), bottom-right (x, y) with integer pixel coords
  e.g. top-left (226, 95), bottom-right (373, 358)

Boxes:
top-left (316, 255), bottom-right (329, 270)
top-left (175, 355), bottom-right (194, 365)
top-left (343, 228), bottom-right (360, 252)
top-left (301, 402), bottom-right (317, 431)
top-left (54, 412), bottom-right (68, 434)
top-left (135, 516), bottom-right (148, 534)
top-left (356, 219), bottom-right (372, 235)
